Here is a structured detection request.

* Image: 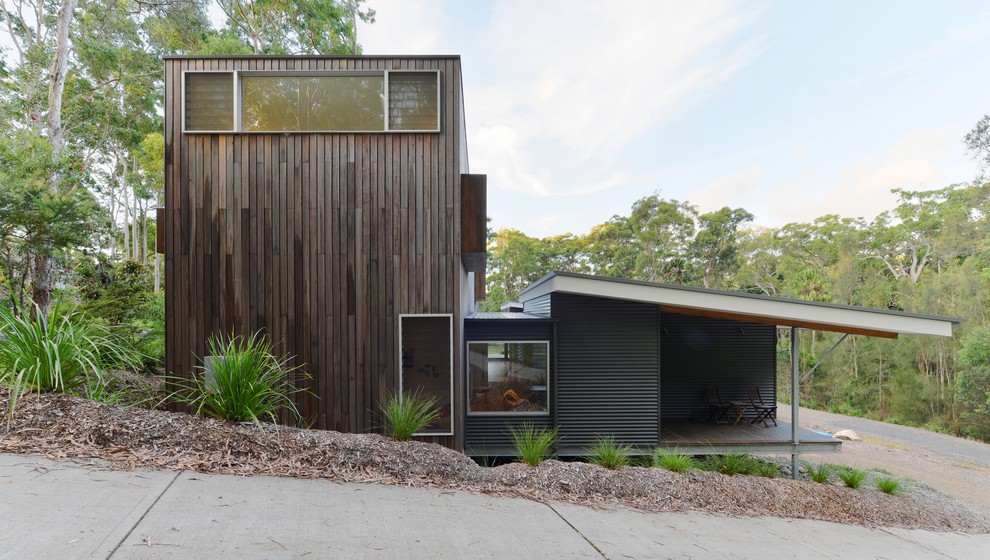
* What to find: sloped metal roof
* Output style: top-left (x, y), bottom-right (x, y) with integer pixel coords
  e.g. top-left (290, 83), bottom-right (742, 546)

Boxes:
top-left (518, 272), bottom-right (960, 338)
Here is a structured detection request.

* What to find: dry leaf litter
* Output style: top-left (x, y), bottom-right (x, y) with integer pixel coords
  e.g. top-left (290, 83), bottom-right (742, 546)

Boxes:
top-left (1, 390), bottom-right (987, 533)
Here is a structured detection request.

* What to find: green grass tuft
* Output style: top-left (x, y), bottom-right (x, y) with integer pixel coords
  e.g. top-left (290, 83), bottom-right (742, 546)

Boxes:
top-left (508, 423), bottom-right (559, 466)
top-left (177, 332), bottom-right (306, 425)
top-left (875, 476), bottom-right (903, 495)
top-left (753, 460), bottom-right (780, 478)
top-left (0, 300), bottom-right (138, 425)
top-left (837, 467), bottom-right (868, 489)
top-left (652, 448), bottom-right (696, 472)
top-left (586, 435), bottom-right (633, 469)
top-left (700, 453), bottom-right (760, 476)
top-left (379, 388), bottom-right (440, 441)
top-left (806, 462), bottom-right (832, 484)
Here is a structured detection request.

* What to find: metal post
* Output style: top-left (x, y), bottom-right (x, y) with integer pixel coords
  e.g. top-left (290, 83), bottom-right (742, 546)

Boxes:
top-left (791, 327), bottom-right (800, 480)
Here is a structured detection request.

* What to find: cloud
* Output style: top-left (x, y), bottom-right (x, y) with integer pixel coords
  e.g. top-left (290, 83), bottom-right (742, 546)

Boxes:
top-left (765, 126), bottom-right (963, 225)
top-left (688, 166), bottom-right (764, 213)
top-left (468, 0), bottom-right (764, 197)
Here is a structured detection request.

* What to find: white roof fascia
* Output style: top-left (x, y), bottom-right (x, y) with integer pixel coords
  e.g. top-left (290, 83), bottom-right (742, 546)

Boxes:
top-left (519, 274), bottom-right (956, 338)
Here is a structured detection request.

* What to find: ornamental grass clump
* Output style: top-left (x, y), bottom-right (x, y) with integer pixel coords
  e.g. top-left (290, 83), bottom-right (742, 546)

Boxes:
top-left (509, 423), bottom-right (559, 466)
top-left (875, 476), bottom-right (903, 495)
top-left (180, 332), bottom-right (306, 425)
top-left (837, 467), bottom-right (868, 489)
top-left (701, 453), bottom-right (760, 476)
top-left (0, 300), bottom-right (136, 424)
top-left (586, 435), bottom-right (633, 469)
top-left (652, 448), bottom-right (696, 473)
top-left (806, 462), bottom-right (832, 484)
top-left (379, 388), bottom-right (440, 441)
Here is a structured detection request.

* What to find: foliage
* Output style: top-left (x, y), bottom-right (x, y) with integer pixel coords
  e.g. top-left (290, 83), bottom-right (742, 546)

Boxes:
top-left (0, 299), bottom-right (136, 423)
top-left (652, 448), bottom-right (696, 472)
top-left (75, 257), bottom-right (164, 373)
top-left (215, 0), bottom-right (374, 54)
top-left (874, 476), bottom-right (903, 495)
top-left (836, 467), bottom-right (868, 489)
top-left (806, 463), bottom-right (832, 484)
top-left (378, 388), bottom-right (440, 441)
top-left (752, 460), bottom-right (780, 478)
top-left (178, 332), bottom-right (306, 425)
top-left (699, 453), bottom-right (760, 476)
top-left (585, 435), bottom-right (633, 469)
top-left (508, 423), bottom-right (559, 466)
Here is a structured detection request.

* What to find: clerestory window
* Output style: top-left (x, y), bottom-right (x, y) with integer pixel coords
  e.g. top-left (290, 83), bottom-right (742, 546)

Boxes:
top-left (183, 70), bottom-right (440, 133)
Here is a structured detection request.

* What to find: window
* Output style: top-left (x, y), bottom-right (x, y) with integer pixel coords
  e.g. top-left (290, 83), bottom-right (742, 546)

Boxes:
top-left (185, 73), bottom-right (234, 131)
top-left (183, 70), bottom-right (440, 133)
top-left (399, 315), bottom-right (453, 435)
top-left (468, 341), bottom-right (549, 415)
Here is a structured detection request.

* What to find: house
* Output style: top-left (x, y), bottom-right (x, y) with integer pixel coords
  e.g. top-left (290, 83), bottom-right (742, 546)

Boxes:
top-left (163, 55), bottom-right (486, 450)
top-left (163, 55), bottom-right (960, 473)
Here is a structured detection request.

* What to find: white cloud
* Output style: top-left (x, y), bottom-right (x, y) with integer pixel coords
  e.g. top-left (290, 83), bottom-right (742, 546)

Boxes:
top-left (688, 166), bottom-right (764, 213)
top-left (765, 126), bottom-right (964, 225)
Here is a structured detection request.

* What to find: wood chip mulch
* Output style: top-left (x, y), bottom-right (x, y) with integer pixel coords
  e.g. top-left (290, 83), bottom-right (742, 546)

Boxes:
top-left (1, 390), bottom-right (987, 533)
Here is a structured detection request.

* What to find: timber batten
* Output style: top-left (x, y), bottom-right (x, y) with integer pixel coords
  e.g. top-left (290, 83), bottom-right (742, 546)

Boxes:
top-left (164, 56), bottom-right (470, 444)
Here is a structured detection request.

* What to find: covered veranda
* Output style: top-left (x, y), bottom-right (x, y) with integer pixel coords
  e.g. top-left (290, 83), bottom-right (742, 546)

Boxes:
top-left (518, 272), bottom-right (962, 478)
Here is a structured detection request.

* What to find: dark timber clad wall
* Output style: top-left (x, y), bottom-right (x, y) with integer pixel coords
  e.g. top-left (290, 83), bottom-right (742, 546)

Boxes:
top-left (463, 320), bottom-right (555, 453)
top-left (659, 312), bottom-right (776, 420)
top-left (552, 293), bottom-right (660, 452)
top-left (164, 56), bottom-right (466, 447)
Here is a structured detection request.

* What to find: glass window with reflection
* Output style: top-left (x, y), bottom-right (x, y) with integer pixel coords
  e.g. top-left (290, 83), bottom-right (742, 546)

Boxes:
top-left (468, 342), bottom-right (549, 414)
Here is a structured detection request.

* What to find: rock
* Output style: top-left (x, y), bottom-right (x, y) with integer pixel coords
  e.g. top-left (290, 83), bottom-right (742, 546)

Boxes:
top-left (834, 429), bottom-right (861, 441)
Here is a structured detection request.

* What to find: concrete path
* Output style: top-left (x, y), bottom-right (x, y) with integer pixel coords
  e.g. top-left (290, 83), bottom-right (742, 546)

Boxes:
top-left (1, 453), bottom-right (988, 560)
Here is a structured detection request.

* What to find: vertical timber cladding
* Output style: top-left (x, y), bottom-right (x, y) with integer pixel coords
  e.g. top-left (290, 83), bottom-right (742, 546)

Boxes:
top-left (164, 56), bottom-right (464, 446)
top-left (659, 311), bottom-right (776, 420)
top-left (552, 293), bottom-right (660, 453)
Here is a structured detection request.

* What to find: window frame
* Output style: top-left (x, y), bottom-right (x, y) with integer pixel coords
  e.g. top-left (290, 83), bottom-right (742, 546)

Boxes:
top-left (466, 340), bottom-right (551, 417)
top-left (181, 69), bottom-right (441, 134)
top-left (398, 313), bottom-right (455, 437)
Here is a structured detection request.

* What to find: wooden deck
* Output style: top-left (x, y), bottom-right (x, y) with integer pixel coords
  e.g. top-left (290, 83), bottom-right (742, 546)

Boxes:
top-left (659, 420), bottom-right (840, 454)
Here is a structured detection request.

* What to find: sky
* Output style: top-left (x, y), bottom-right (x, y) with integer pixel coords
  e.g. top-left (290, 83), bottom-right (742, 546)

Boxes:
top-left (357, 0), bottom-right (990, 238)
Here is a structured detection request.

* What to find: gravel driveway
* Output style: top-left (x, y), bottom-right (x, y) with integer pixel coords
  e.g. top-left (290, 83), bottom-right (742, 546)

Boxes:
top-left (784, 403), bottom-right (990, 513)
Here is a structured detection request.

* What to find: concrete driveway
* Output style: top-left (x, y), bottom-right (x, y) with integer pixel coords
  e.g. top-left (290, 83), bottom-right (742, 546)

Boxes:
top-left (1, 453), bottom-right (988, 559)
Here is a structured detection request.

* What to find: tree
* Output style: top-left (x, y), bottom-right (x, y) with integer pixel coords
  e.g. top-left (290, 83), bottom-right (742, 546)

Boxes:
top-left (689, 206), bottom-right (753, 289)
top-left (964, 114), bottom-right (990, 182)
top-left (627, 194), bottom-right (695, 284)
top-left (216, 0), bottom-right (374, 55)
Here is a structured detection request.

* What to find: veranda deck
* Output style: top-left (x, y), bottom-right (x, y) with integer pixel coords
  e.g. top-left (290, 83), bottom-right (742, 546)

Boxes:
top-left (659, 419), bottom-right (840, 454)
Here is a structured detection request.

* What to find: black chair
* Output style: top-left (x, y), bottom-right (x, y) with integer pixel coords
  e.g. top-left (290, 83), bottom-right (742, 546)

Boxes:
top-left (706, 386), bottom-right (731, 425)
top-left (748, 388), bottom-right (778, 427)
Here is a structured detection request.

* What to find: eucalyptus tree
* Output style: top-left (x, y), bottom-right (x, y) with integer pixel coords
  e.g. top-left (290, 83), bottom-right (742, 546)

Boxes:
top-left (216, 0), bottom-right (375, 54)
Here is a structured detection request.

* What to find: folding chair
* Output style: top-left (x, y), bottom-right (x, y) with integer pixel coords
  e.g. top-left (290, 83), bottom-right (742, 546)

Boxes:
top-left (706, 386), bottom-right (732, 425)
top-left (748, 387), bottom-right (778, 427)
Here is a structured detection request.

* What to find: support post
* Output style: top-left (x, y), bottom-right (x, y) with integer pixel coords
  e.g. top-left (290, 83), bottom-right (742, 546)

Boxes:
top-left (791, 327), bottom-right (800, 480)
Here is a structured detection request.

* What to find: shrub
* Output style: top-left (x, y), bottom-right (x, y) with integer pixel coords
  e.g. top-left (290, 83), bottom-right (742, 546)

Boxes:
top-left (875, 476), bottom-right (903, 495)
top-left (586, 435), bottom-right (633, 469)
top-left (806, 462), bottom-right (832, 484)
top-left (701, 453), bottom-right (759, 476)
top-left (179, 332), bottom-right (306, 425)
top-left (837, 467), bottom-right (867, 489)
top-left (0, 300), bottom-right (136, 424)
top-left (379, 388), bottom-right (440, 441)
top-left (753, 460), bottom-right (780, 478)
top-left (652, 448), bottom-right (696, 473)
top-left (508, 423), bottom-right (559, 466)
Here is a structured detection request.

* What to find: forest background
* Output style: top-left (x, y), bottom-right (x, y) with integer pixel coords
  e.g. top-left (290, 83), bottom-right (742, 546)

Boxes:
top-left (2, 1), bottom-right (990, 440)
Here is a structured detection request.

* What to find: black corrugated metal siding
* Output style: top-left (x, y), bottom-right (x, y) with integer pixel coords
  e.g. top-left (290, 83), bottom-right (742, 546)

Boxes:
top-left (523, 294), bottom-right (551, 317)
top-left (659, 311), bottom-right (776, 420)
top-left (553, 293), bottom-right (659, 452)
top-left (464, 319), bottom-right (555, 453)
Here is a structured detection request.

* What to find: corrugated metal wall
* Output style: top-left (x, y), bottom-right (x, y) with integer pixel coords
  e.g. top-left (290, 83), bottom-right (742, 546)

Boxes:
top-left (463, 320), bottom-right (555, 453)
top-left (523, 294), bottom-right (551, 317)
top-left (659, 312), bottom-right (776, 420)
top-left (553, 293), bottom-right (660, 452)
